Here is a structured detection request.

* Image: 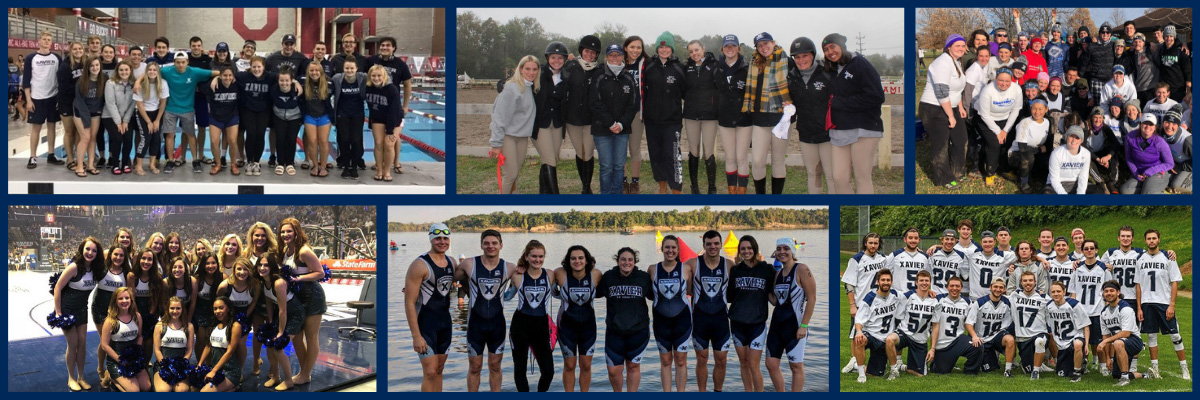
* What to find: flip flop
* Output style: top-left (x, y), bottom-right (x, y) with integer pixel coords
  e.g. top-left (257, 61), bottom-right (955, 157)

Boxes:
top-left (87, 168), bottom-right (100, 175)
top-left (75, 170), bottom-right (87, 178)
top-left (373, 175), bottom-right (383, 181)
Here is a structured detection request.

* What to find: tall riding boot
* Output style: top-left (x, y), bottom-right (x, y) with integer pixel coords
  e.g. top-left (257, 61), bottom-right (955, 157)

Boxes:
top-left (687, 154), bottom-right (700, 194)
top-left (577, 157), bottom-right (594, 194)
top-left (539, 164), bottom-right (552, 194)
top-left (737, 176), bottom-right (749, 194)
top-left (658, 181), bottom-right (668, 194)
top-left (705, 156), bottom-right (718, 194)
top-left (548, 165), bottom-right (560, 194)
top-left (727, 172), bottom-right (737, 194)
top-left (754, 178), bottom-right (767, 194)
top-left (772, 177), bottom-right (786, 194)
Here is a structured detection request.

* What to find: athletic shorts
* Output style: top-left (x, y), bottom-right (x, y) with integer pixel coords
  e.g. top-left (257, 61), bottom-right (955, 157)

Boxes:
top-left (57, 97), bottom-right (73, 117)
top-left (691, 309), bottom-right (732, 351)
top-left (1139, 303), bottom-right (1179, 334)
top-left (1054, 337), bottom-right (1085, 377)
top-left (605, 328), bottom-right (650, 367)
top-left (861, 333), bottom-right (890, 376)
top-left (765, 320), bottom-right (805, 363)
top-left (304, 114), bottom-right (331, 127)
top-left (193, 92), bottom-right (209, 127)
top-left (979, 333), bottom-right (1012, 372)
top-left (896, 332), bottom-right (928, 374)
top-left (466, 312), bottom-right (506, 356)
top-left (557, 317), bottom-right (597, 359)
top-left (416, 311), bottom-right (452, 359)
top-left (1108, 336), bottom-right (1144, 377)
top-left (1088, 316), bottom-right (1104, 345)
top-left (27, 97), bottom-right (60, 124)
top-left (932, 335), bottom-right (983, 374)
top-left (1016, 333), bottom-right (1048, 373)
top-left (653, 311), bottom-right (692, 353)
top-left (209, 115), bottom-right (239, 130)
top-left (730, 320), bottom-right (767, 351)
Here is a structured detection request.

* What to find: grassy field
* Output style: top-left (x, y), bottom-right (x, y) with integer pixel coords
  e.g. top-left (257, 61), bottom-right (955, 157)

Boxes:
top-left (837, 208), bottom-right (1194, 391)
top-left (455, 155), bottom-right (905, 194)
top-left (837, 252), bottom-right (1193, 392)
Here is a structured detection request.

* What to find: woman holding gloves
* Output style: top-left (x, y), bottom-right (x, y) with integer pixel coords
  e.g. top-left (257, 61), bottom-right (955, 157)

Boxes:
top-left (590, 44), bottom-right (639, 195)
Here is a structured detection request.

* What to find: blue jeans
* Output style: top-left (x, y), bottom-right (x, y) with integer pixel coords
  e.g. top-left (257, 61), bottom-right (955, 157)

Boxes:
top-left (594, 133), bottom-right (630, 194)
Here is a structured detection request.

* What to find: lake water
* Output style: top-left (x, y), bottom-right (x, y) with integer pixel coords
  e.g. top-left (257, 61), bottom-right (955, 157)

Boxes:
top-left (386, 229), bottom-right (829, 392)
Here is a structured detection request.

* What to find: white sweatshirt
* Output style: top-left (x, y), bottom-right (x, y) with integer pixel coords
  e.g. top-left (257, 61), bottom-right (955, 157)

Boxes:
top-left (975, 81), bottom-right (1023, 134)
top-left (1047, 145), bottom-right (1091, 194)
top-left (1100, 78), bottom-right (1137, 111)
top-left (1011, 117), bottom-right (1050, 152)
top-left (920, 53), bottom-right (966, 107)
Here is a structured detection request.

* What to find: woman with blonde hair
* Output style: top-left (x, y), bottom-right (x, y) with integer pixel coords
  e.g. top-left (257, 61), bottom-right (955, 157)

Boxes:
top-left (216, 234), bottom-right (244, 279)
top-left (191, 238), bottom-right (212, 273)
top-left (245, 222), bottom-right (279, 264)
top-left (217, 257), bottom-right (261, 377)
top-left (365, 65), bottom-right (406, 181)
top-left (99, 287), bottom-right (150, 392)
top-left (301, 62), bottom-right (335, 177)
top-left (489, 55), bottom-right (540, 193)
top-left (278, 217), bottom-right (326, 385)
top-left (133, 61), bottom-right (169, 175)
top-left (143, 232), bottom-right (166, 273)
top-left (51, 236), bottom-right (104, 391)
top-left (152, 296), bottom-right (194, 392)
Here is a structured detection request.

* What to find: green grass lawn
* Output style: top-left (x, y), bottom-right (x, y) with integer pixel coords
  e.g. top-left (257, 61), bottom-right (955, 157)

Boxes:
top-left (914, 138), bottom-right (1044, 194)
top-left (835, 266), bottom-right (1193, 392)
top-left (455, 155), bottom-right (904, 194)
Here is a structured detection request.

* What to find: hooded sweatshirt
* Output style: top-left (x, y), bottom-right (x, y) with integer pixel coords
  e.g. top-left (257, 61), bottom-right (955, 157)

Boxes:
top-left (595, 266), bottom-right (653, 335)
top-left (828, 52), bottom-right (885, 132)
top-left (489, 80), bottom-right (536, 148)
top-left (641, 55), bottom-right (686, 125)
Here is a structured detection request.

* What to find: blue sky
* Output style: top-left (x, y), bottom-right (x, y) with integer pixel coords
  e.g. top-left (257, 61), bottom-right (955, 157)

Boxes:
top-left (389, 206), bottom-right (826, 224)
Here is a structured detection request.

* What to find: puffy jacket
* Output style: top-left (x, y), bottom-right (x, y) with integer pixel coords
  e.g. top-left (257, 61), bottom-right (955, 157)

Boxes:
top-left (1082, 40), bottom-right (1115, 81)
top-left (641, 55), bottom-right (686, 125)
top-left (712, 54), bottom-right (750, 128)
top-left (787, 58), bottom-right (831, 144)
top-left (533, 63), bottom-right (566, 137)
top-left (562, 59), bottom-right (601, 126)
top-left (683, 52), bottom-right (717, 120)
top-left (828, 53), bottom-right (885, 132)
top-left (589, 65), bottom-right (639, 137)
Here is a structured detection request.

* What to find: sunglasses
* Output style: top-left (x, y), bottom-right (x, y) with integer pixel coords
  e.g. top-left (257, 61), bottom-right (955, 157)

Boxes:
top-left (430, 229), bottom-right (451, 236)
top-left (996, 34), bottom-right (1008, 37)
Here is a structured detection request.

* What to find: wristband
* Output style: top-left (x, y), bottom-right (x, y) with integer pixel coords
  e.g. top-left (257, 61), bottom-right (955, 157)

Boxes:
top-left (799, 324), bottom-right (809, 328)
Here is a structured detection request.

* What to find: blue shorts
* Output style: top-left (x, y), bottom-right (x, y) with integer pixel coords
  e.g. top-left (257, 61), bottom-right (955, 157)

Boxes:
top-left (304, 114), bottom-right (331, 127)
top-left (1140, 303), bottom-right (1179, 334)
top-left (730, 320), bottom-right (767, 351)
top-left (416, 311), bottom-right (452, 359)
top-left (1017, 333), bottom-right (1048, 373)
top-left (1108, 336), bottom-right (1144, 377)
top-left (1088, 316), bottom-right (1104, 345)
top-left (652, 311), bottom-right (692, 353)
top-left (896, 332), bottom-right (929, 374)
top-left (557, 317), bottom-right (597, 359)
top-left (27, 97), bottom-right (61, 124)
top-left (691, 309), bottom-right (732, 351)
top-left (605, 328), bottom-right (650, 367)
top-left (210, 115), bottom-right (239, 130)
top-left (465, 312), bottom-right (506, 356)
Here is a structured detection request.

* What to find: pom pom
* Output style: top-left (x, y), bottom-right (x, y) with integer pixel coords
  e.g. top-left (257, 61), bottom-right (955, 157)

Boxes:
top-left (205, 370), bottom-right (226, 386)
top-left (48, 272), bottom-right (62, 295)
top-left (116, 346), bottom-right (146, 378)
top-left (234, 311), bottom-right (251, 335)
top-left (255, 321), bottom-right (279, 344)
top-left (188, 364), bottom-right (212, 387)
top-left (157, 356), bottom-right (191, 384)
top-left (271, 334), bottom-right (291, 350)
top-left (280, 264), bottom-right (301, 292)
top-left (46, 312), bottom-right (76, 329)
top-left (319, 265), bottom-right (333, 283)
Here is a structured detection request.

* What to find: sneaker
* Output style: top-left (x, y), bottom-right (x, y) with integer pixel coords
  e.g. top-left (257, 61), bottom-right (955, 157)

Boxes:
top-left (1004, 369), bottom-right (1014, 378)
top-left (1117, 376), bottom-right (1131, 386)
top-left (943, 181), bottom-right (960, 191)
top-left (985, 176), bottom-right (996, 186)
top-left (1146, 366), bottom-right (1161, 379)
top-left (1182, 365), bottom-right (1191, 380)
top-left (856, 375), bottom-right (866, 383)
top-left (275, 165), bottom-right (285, 175)
top-left (1039, 365), bottom-right (1055, 373)
top-left (1018, 182), bottom-right (1033, 194)
top-left (26, 157), bottom-right (37, 169)
top-left (341, 168), bottom-right (351, 179)
top-left (221, 156), bottom-right (227, 166)
top-left (164, 162), bottom-right (174, 174)
top-left (192, 160), bottom-right (202, 173)
top-left (268, 155), bottom-right (277, 167)
top-left (1070, 373), bottom-right (1081, 383)
top-left (97, 156), bottom-right (106, 166)
top-left (47, 155), bottom-right (64, 165)
top-left (1031, 370), bottom-right (1039, 380)
top-left (202, 157), bottom-right (213, 165)
top-left (842, 359), bottom-right (857, 374)
top-left (236, 159), bottom-right (245, 167)
top-left (348, 168), bottom-right (359, 180)
top-left (886, 365), bottom-right (900, 381)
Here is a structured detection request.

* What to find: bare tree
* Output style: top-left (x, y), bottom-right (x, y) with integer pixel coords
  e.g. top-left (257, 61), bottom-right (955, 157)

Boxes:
top-left (1107, 8), bottom-right (1127, 27)
top-left (916, 8), bottom-right (988, 50)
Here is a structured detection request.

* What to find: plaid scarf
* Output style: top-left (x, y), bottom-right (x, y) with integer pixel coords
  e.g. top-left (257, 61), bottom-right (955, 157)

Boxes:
top-left (742, 45), bottom-right (790, 113)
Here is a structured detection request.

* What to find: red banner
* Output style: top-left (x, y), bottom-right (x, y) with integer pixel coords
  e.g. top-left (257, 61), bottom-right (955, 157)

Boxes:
top-left (321, 259), bottom-right (376, 272)
top-left (8, 38), bottom-right (70, 52)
